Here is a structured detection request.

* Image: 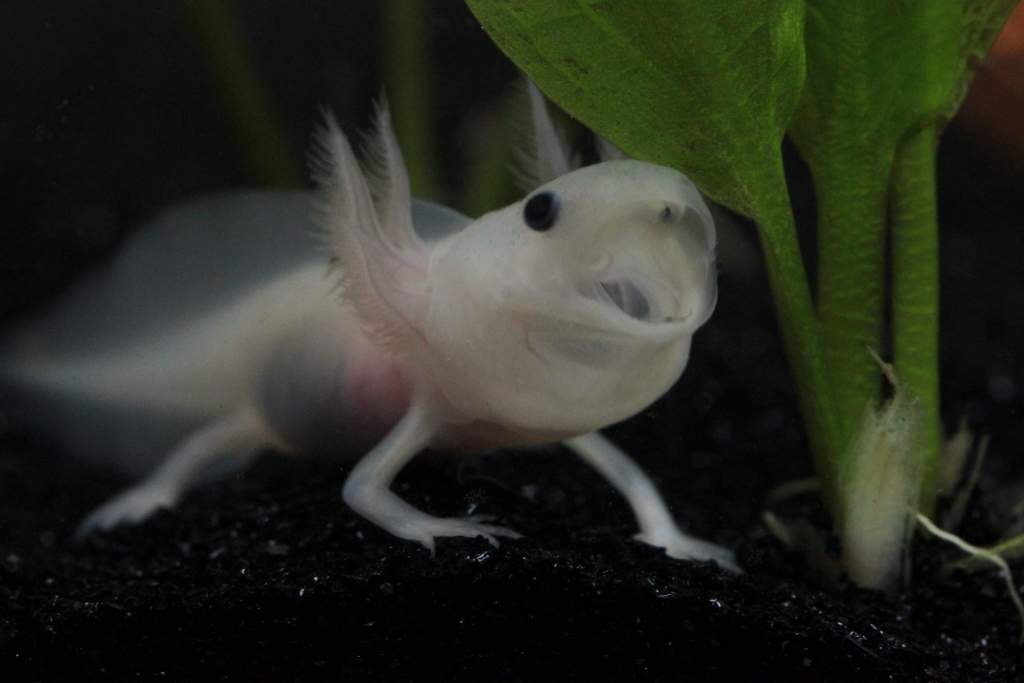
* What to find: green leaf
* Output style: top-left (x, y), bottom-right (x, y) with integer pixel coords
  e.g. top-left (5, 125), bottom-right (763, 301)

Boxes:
top-left (793, 3), bottom-right (962, 170)
top-left (793, 1), bottom-right (1015, 168)
top-left (464, 0), bottom-right (805, 218)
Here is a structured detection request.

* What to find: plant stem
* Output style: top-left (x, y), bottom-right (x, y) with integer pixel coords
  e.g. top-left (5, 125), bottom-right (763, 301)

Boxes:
top-left (754, 160), bottom-right (841, 508)
top-left (184, 0), bottom-right (302, 188)
top-left (813, 153), bottom-right (889, 448)
top-left (890, 125), bottom-right (941, 514)
top-left (460, 106), bottom-right (516, 217)
top-left (382, 0), bottom-right (439, 200)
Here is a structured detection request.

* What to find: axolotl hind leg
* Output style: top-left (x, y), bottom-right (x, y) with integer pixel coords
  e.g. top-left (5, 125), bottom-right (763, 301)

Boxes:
top-left (565, 432), bottom-right (740, 573)
top-left (342, 403), bottom-right (521, 553)
top-left (76, 407), bottom-right (274, 538)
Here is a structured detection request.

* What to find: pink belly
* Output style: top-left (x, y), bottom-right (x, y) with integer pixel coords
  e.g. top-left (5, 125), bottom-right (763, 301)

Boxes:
top-left (337, 341), bottom-right (414, 450)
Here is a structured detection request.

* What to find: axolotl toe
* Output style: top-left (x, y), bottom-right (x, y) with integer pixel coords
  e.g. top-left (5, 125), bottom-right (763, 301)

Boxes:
top-left (0, 87), bottom-right (737, 572)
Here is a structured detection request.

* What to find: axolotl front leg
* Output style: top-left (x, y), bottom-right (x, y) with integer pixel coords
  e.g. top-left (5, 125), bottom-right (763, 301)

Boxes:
top-left (235, 313), bottom-right (733, 565)
top-left (341, 412), bottom-right (735, 570)
top-left (341, 401), bottom-right (521, 552)
top-left (565, 433), bottom-right (739, 572)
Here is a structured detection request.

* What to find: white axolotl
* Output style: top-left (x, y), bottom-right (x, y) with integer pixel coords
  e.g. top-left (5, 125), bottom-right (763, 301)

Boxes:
top-left (0, 87), bottom-right (736, 571)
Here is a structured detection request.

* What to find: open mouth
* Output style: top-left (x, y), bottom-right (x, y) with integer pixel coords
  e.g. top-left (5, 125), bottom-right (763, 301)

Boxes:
top-left (599, 277), bottom-right (685, 324)
top-left (527, 277), bottom-right (690, 369)
top-left (600, 279), bottom-right (651, 321)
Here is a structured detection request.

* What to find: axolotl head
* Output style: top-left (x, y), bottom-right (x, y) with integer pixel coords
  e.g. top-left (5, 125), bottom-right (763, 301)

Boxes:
top-left (424, 159), bottom-right (717, 439)
top-left (315, 103), bottom-right (716, 444)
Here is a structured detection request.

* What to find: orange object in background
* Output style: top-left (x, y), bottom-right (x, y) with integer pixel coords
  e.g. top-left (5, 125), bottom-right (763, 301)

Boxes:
top-left (956, 2), bottom-right (1024, 174)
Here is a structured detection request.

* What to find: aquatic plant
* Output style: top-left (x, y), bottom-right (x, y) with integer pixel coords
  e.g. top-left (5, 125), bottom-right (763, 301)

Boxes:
top-left (465, 0), bottom-right (1017, 590)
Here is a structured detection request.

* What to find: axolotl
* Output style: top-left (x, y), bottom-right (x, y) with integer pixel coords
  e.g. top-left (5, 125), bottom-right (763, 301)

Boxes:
top-left (0, 88), bottom-right (736, 571)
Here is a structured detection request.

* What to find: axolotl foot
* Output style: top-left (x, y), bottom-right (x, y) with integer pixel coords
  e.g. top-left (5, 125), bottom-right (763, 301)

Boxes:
top-left (341, 406), bottom-right (524, 554)
top-left (634, 530), bottom-right (740, 573)
top-left (386, 513), bottom-right (523, 555)
top-left (75, 483), bottom-right (177, 540)
top-left (74, 410), bottom-right (267, 540)
top-left (344, 482), bottom-right (522, 554)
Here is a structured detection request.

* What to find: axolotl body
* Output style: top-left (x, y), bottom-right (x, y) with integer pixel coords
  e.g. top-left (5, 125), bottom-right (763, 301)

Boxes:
top-left (0, 89), bottom-right (736, 570)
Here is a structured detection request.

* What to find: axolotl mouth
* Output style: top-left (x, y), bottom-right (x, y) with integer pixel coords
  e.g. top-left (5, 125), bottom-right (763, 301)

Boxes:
top-left (584, 200), bottom-right (715, 332)
top-left (596, 275), bottom-right (694, 325)
top-left (579, 274), bottom-right (692, 340)
top-left (599, 278), bottom-right (653, 321)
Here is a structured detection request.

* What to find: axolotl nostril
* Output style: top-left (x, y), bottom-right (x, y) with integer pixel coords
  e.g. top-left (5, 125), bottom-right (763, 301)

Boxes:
top-left (0, 86), bottom-right (736, 571)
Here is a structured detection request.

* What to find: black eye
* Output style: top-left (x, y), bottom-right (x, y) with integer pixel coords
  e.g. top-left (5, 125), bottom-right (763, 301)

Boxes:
top-left (523, 191), bottom-right (559, 231)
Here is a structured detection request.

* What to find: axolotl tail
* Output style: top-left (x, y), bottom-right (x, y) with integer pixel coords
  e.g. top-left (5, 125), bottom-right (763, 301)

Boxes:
top-left (0, 191), bottom-right (330, 474)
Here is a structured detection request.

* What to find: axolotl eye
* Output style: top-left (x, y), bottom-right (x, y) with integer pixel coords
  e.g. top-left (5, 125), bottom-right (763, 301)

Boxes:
top-left (523, 191), bottom-right (559, 231)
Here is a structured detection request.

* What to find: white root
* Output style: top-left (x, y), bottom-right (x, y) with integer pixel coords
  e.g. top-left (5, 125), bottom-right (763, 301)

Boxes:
top-left (916, 512), bottom-right (1024, 643)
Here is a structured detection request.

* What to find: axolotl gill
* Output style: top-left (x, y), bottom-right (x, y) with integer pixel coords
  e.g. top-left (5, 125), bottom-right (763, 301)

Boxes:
top-left (0, 86), bottom-right (737, 571)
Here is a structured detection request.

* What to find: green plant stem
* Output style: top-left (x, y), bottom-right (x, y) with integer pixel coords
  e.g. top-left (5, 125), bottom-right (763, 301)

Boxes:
top-left (184, 0), bottom-right (301, 187)
top-left (813, 154), bottom-right (889, 448)
top-left (891, 125), bottom-right (941, 515)
top-left (754, 161), bottom-right (841, 509)
top-left (459, 105), bottom-right (516, 217)
top-left (383, 0), bottom-right (438, 200)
